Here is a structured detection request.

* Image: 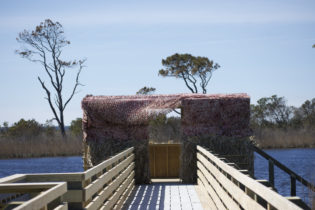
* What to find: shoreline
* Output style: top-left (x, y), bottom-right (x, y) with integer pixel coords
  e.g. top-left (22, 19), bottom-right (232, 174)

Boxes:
top-left (259, 145), bottom-right (315, 150)
top-left (1, 146), bottom-right (315, 160)
top-left (0, 154), bottom-right (82, 160)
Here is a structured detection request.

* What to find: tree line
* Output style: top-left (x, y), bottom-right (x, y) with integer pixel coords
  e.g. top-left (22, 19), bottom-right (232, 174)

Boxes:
top-left (1, 94), bottom-right (314, 139)
top-left (0, 118), bottom-right (82, 140)
top-left (251, 95), bottom-right (315, 130)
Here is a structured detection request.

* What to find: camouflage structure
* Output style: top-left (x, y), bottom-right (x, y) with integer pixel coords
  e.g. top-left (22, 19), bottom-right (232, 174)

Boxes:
top-left (81, 93), bottom-right (252, 184)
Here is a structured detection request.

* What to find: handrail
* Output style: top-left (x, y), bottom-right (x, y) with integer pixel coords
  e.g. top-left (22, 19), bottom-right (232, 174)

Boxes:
top-left (0, 182), bottom-right (67, 210)
top-left (197, 145), bottom-right (303, 210)
top-left (251, 144), bottom-right (315, 195)
top-left (84, 147), bottom-right (134, 180)
top-left (0, 147), bottom-right (135, 210)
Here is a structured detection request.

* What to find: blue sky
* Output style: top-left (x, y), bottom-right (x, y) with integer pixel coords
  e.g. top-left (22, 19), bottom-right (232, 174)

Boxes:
top-left (0, 0), bottom-right (315, 125)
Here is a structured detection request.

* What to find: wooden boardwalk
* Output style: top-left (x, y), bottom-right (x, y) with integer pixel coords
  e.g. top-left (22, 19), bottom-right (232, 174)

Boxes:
top-left (123, 183), bottom-right (203, 210)
top-left (1, 146), bottom-right (313, 209)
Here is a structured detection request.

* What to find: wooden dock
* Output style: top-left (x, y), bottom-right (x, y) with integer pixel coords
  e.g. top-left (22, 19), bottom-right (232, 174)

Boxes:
top-left (123, 183), bottom-right (204, 210)
top-left (0, 146), bottom-right (313, 210)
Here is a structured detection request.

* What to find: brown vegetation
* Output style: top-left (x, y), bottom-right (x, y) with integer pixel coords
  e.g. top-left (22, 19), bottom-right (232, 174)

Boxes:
top-left (254, 128), bottom-right (315, 149)
top-left (0, 118), bottom-right (83, 159)
top-left (0, 134), bottom-right (82, 159)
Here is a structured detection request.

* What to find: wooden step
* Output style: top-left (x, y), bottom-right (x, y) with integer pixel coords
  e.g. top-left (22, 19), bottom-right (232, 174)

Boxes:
top-left (238, 169), bottom-right (249, 174)
top-left (286, 196), bottom-right (311, 210)
top-left (256, 179), bottom-right (270, 187)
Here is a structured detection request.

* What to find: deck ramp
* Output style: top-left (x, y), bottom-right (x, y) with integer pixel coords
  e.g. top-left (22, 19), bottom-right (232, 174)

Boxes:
top-left (123, 183), bottom-right (203, 210)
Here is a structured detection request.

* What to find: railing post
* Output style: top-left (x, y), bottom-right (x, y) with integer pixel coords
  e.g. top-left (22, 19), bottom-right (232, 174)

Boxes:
top-left (290, 175), bottom-right (296, 196)
top-left (268, 160), bottom-right (274, 188)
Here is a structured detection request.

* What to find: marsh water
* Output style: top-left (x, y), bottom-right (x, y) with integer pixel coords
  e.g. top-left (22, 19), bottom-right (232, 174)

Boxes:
top-left (0, 156), bottom-right (83, 178)
top-left (0, 148), bottom-right (314, 204)
top-left (254, 148), bottom-right (315, 205)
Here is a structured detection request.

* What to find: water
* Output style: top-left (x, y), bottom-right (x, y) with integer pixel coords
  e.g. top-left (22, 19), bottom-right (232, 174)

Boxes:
top-left (0, 149), bottom-right (314, 205)
top-left (254, 148), bottom-right (315, 205)
top-left (0, 156), bottom-right (83, 178)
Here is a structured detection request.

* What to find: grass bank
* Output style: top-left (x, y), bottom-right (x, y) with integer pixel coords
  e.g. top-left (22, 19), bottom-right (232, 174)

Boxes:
top-left (0, 135), bottom-right (82, 159)
top-left (253, 128), bottom-right (315, 149)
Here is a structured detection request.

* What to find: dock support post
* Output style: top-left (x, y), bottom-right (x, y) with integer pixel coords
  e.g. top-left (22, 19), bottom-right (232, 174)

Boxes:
top-left (268, 160), bottom-right (274, 188)
top-left (290, 175), bottom-right (296, 196)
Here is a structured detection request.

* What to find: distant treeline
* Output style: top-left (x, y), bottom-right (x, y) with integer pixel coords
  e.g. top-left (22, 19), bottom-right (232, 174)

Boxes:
top-left (0, 95), bottom-right (314, 158)
top-left (0, 118), bottom-right (82, 158)
top-left (251, 95), bottom-right (315, 148)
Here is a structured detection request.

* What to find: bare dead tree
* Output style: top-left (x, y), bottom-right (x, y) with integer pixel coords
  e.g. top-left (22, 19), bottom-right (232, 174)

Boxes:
top-left (16, 19), bottom-right (85, 137)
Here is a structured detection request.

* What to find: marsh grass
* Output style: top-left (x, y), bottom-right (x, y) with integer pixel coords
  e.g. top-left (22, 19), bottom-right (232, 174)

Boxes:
top-left (0, 134), bottom-right (82, 159)
top-left (148, 115), bottom-right (181, 144)
top-left (254, 128), bottom-right (315, 149)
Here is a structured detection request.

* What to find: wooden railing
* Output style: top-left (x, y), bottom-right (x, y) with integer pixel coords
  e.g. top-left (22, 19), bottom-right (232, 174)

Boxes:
top-left (251, 144), bottom-right (315, 196)
top-left (0, 182), bottom-right (67, 210)
top-left (0, 147), bottom-right (135, 210)
top-left (197, 145), bottom-right (303, 210)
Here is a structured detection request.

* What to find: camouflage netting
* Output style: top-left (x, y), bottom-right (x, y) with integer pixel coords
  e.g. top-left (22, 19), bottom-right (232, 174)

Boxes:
top-left (180, 136), bottom-right (255, 183)
top-left (81, 93), bottom-right (252, 184)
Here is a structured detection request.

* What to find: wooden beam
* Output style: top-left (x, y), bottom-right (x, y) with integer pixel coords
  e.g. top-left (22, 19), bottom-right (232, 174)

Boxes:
top-left (84, 164), bottom-right (134, 210)
top-left (268, 160), bottom-right (274, 188)
top-left (84, 147), bottom-right (134, 180)
top-left (0, 182), bottom-right (62, 193)
top-left (83, 154), bottom-right (134, 201)
top-left (290, 176), bottom-right (296, 196)
top-left (198, 163), bottom-right (240, 210)
top-left (197, 170), bottom-right (227, 210)
top-left (26, 173), bottom-right (83, 182)
top-left (113, 178), bottom-right (135, 209)
top-left (0, 174), bottom-right (26, 184)
top-left (252, 145), bottom-right (315, 192)
top-left (53, 202), bottom-right (68, 210)
top-left (197, 146), bottom-right (302, 210)
top-left (13, 182), bottom-right (67, 210)
top-left (101, 171), bottom-right (134, 209)
top-left (197, 154), bottom-right (264, 210)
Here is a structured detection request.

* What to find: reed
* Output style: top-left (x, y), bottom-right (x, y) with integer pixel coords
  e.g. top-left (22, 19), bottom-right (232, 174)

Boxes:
top-left (254, 128), bottom-right (315, 149)
top-left (0, 134), bottom-right (82, 159)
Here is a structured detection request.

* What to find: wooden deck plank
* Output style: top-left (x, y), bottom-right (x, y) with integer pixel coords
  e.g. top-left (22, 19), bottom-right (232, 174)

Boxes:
top-left (122, 183), bottom-right (204, 210)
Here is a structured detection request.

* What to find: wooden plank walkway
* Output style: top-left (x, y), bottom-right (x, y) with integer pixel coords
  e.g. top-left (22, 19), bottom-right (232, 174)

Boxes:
top-left (1, 145), bottom-right (311, 209)
top-left (123, 183), bottom-right (204, 210)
